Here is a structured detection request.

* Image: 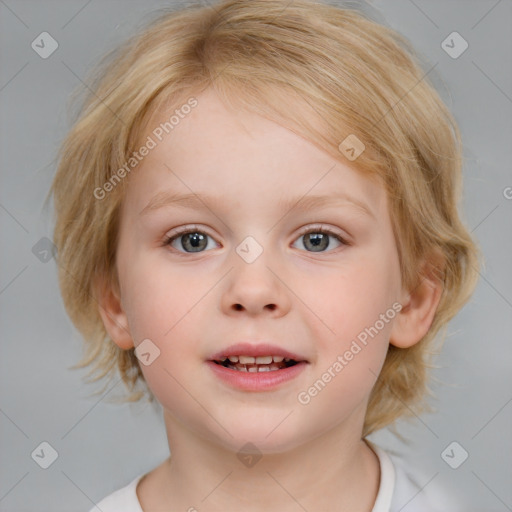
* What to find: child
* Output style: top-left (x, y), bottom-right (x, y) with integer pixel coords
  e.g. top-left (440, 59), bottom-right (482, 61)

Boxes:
top-left (50, 0), bottom-right (480, 510)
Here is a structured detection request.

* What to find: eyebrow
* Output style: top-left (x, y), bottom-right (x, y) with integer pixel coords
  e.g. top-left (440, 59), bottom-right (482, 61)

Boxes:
top-left (139, 191), bottom-right (375, 220)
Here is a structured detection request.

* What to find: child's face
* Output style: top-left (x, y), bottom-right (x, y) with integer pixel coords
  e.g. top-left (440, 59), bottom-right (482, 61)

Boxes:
top-left (112, 87), bottom-right (404, 452)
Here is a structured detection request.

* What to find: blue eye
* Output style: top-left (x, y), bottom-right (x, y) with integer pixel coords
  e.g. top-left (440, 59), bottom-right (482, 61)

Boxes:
top-left (163, 225), bottom-right (348, 254)
top-left (292, 227), bottom-right (347, 253)
top-left (164, 228), bottom-right (218, 254)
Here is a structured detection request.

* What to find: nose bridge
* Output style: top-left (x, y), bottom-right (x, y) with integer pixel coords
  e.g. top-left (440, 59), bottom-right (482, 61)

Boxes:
top-left (235, 235), bottom-right (267, 266)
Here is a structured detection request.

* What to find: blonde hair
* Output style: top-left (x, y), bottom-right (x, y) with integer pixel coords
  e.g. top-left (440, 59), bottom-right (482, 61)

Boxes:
top-left (50, 0), bottom-right (480, 436)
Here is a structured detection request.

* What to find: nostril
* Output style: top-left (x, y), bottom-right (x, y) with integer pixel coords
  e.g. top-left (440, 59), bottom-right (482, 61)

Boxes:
top-left (232, 304), bottom-right (276, 311)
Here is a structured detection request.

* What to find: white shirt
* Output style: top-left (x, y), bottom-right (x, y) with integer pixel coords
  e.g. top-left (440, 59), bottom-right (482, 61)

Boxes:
top-left (89, 441), bottom-right (457, 511)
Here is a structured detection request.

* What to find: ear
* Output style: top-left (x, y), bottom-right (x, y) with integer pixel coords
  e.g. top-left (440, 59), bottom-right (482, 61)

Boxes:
top-left (390, 250), bottom-right (445, 349)
top-left (95, 275), bottom-right (134, 350)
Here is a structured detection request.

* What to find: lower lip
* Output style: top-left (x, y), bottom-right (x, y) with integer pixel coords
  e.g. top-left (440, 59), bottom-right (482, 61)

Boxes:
top-left (206, 361), bottom-right (308, 391)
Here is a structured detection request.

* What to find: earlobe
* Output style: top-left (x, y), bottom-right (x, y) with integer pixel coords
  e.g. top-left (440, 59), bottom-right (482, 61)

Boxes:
top-left (95, 277), bottom-right (134, 350)
top-left (390, 254), bottom-right (444, 349)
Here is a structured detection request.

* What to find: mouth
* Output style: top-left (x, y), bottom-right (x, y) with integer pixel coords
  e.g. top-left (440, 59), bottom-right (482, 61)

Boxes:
top-left (207, 343), bottom-right (309, 391)
top-left (212, 355), bottom-right (300, 372)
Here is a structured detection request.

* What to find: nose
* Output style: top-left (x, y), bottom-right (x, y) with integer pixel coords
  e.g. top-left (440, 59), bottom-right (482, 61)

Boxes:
top-left (220, 249), bottom-right (292, 318)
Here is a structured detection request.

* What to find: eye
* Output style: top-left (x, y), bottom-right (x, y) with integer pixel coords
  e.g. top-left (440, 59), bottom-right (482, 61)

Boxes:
top-left (292, 225), bottom-right (348, 253)
top-left (163, 226), bottom-right (218, 254)
top-left (163, 224), bottom-right (349, 255)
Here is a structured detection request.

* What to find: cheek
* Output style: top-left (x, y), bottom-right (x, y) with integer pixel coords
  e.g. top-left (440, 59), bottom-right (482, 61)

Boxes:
top-left (296, 251), bottom-right (400, 390)
top-left (118, 252), bottom-right (211, 400)
top-left (119, 247), bottom-right (192, 341)
top-left (294, 272), bottom-right (394, 429)
top-left (307, 253), bottom-right (399, 339)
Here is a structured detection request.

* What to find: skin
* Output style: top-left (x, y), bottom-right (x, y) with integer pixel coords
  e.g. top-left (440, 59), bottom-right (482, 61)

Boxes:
top-left (99, 87), bottom-right (442, 511)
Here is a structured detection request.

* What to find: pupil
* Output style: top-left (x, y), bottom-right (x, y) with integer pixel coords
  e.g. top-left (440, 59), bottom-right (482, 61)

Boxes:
top-left (306, 233), bottom-right (328, 251)
top-left (190, 233), bottom-right (202, 247)
top-left (310, 234), bottom-right (322, 246)
top-left (183, 232), bottom-right (206, 252)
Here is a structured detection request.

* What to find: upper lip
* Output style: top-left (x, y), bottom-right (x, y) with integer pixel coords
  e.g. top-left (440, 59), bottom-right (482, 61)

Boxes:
top-left (208, 343), bottom-right (308, 362)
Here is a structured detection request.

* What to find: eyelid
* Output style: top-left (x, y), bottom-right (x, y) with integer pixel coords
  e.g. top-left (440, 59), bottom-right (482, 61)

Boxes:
top-left (164, 224), bottom-right (348, 242)
top-left (165, 224), bottom-right (208, 238)
top-left (295, 223), bottom-right (351, 245)
top-left (163, 223), bottom-right (351, 254)
top-left (163, 224), bottom-right (217, 245)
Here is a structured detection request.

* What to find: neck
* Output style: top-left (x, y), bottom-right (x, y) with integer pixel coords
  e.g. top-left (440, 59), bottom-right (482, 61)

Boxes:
top-left (144, 409), bottom-right (381, 512)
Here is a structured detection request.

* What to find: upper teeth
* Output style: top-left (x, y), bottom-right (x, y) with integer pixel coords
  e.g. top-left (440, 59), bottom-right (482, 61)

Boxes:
top-left (227, 355), bottom-right (287, 364)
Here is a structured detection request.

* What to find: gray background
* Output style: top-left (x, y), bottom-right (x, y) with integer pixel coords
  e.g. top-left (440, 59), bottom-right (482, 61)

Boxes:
top-left (1, 0), bottom-right (511, 510)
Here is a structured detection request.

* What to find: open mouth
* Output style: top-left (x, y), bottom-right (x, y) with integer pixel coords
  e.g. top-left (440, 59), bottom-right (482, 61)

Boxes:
top-left (213, 355), bottom-right (300, 372)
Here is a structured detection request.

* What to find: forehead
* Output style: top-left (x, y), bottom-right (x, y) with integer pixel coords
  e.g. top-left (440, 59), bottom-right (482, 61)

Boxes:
top-left (122, 88), bottom-right (386, 219)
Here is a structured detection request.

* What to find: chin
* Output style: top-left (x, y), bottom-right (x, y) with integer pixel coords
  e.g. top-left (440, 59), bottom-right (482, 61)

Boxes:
top-left (204, 415), bottom-right (310, 456)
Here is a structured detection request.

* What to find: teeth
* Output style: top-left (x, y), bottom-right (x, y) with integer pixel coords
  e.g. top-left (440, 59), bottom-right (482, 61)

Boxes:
top-left (255, 356), bottom-right (273, 364)
top-left (216, 355), bottom-right (300, 373)
top-left (223, 362), bottom-right (290, 372)
top-left (234, 364), bottom-right (281, 372)
top-left (223, 355), bottom-right (290, 364)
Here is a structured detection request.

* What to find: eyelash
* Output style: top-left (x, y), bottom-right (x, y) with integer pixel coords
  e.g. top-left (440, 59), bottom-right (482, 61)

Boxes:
top-left (162, 224), bottom-right (350, 256)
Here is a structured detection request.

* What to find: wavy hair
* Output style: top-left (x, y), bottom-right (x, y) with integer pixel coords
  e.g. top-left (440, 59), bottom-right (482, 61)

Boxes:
top-left (50, 0), bottom-right (480, 436)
